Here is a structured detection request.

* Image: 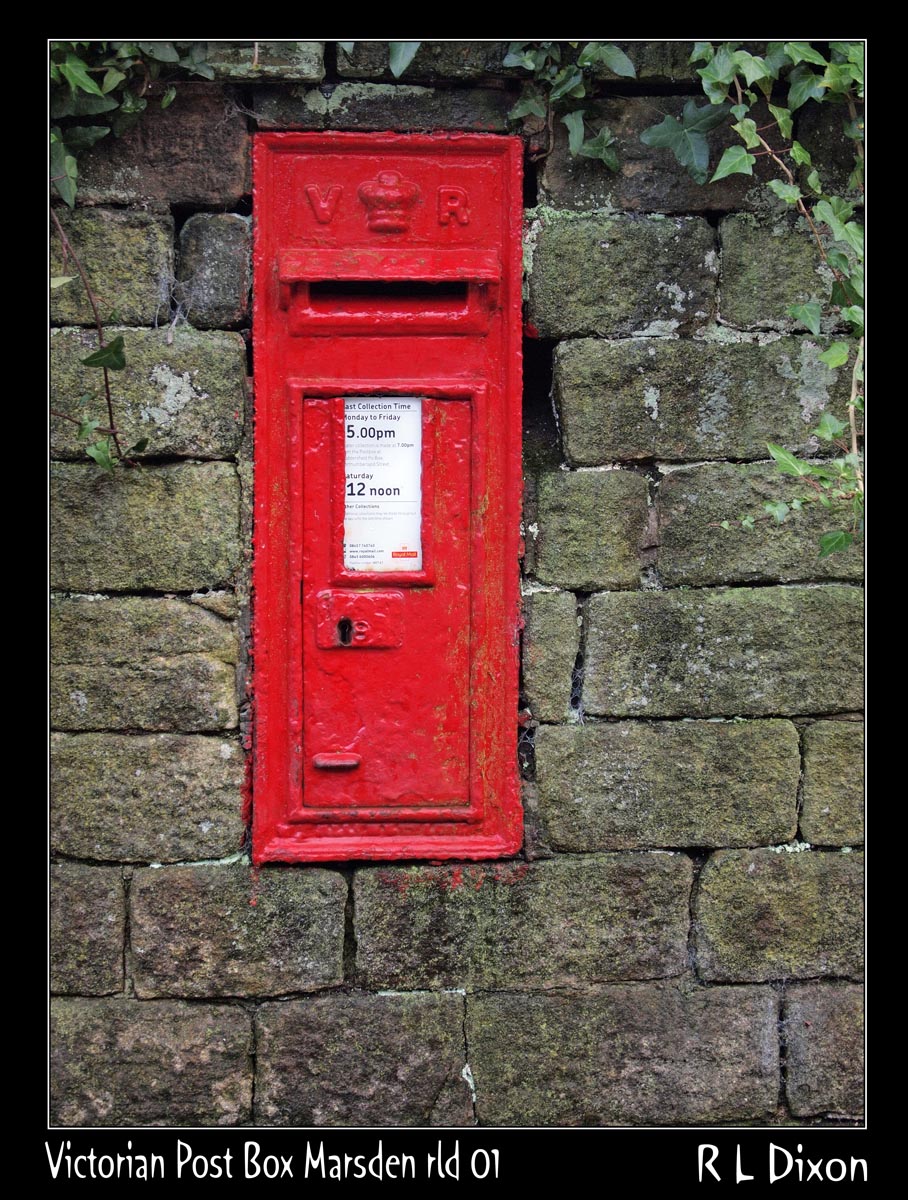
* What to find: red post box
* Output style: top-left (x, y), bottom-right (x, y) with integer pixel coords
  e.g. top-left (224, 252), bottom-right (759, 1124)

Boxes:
top-left (252, 133), bottom-right (523, 862)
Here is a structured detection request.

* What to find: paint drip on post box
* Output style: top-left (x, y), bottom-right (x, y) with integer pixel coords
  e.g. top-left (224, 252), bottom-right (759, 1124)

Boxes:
top-left (252, 133), bottom-right (524, 862)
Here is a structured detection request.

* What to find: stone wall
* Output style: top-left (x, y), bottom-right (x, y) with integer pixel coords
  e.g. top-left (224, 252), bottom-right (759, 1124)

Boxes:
top-left (50, 41), bottom-right (863, 1128)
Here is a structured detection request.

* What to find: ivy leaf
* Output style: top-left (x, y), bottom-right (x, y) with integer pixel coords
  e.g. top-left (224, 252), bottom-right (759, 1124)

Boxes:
top-left (790, 140), bottom-right (812, 166)
top-left (783, 42), bottom-right (827, 67)
top-left (126, 438), bottom-right (149, 455)
top-left (509, 92), bottom-right (546, 121)
top-left (579, 127), bottom-right (619, 171)
top-left (697, 42), bottom-right (738, 102)
top-left (764, 500), bottom-right (790, 523)
top-left (188, 62), bottom-right (215, 80)
top-left (812, 411), bottom-right (848, 440)
top-left (767, 179), bottom-right (802, 205)
top-left (768, 443), bottom-right (813, 476)
top-left (763, 43), bottom-right (792, 78)
top-left (86, 438), bottom-right (116, 470)
top-left (101, 67), bottom-right (126, 93)
top-left (826, 248), bottom-right (851, 275)
top-left (597, 44), bottom-right (636, 79)
top-left (741, 514), bottom-right (756, 531)
top-left (161, 85), bottom-right (177, 109)
top-left (788, 302), bottom-right (822, 335)
top-left (732, 118), bottom-right (760, 149)
top-left (50, 137), bottom-right (77, 206)
top-left (730, 103), bottom-right (749, 120)
top-left (768, 104), bottom-right (793, 139)
top-left (710, 145), bottom-right (755, 182)
top-left (818, 342), bottom-right (851, 369)
top-left (77, 418), bottom-right (101, 441)
top-left (81, 335), bottom-right (127, 371)
top-left (388, 42), bottom-right (421, 78)
top-left (562, 110), bottom-right (586, 156)
top-left (50, 276), bottom-right (75, 289)
top-left (549, 66), bottom-right (585, 102)
top-left (337, 42), bottom-right (355, 55)
top-left (642, 116), bottom-right (709, 184)
top-left (733, 51), bottom-right (768, 87)
top-left (60, 125), bottom-right (110, 153)
top-left (51, 89), bottom-right (119, 118)
top-left (59, 53), bottom-right (105, 96)
top-left (788, 65), bottom-right (826, 111)
top-left (806, 169), bottom-right (823, 194)
top-left (818, 530), bottom-right (853, 557)
top-left (681, 98), bottom-right (733, 133)
top-left (690, 43), bottom-right (714, 65)
top-left (840, 305), bottom-right (864, 334)
top-left (138, 42), bottom-right (180, 63)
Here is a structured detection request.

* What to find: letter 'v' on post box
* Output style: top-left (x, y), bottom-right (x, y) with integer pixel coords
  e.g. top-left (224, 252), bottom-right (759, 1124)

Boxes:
top-left (252, 132), bottom-right (523, 862)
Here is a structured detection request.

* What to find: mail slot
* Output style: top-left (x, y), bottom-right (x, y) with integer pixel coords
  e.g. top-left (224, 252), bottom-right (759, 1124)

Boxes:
top-left (252, 132), bottom-right (523, 862)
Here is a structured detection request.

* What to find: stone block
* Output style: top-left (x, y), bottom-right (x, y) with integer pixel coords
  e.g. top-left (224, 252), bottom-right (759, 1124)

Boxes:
top-left (522, 590), bottom-right (579, 723)
top-left (51, 733), bottom-right (245, 862)
top-left (467, 983), bottom-right (778, 1124)
top-left (720, 214), bottom-right (833, 329)
top-left (535, 720), bottom-right (799, 850)
top-left (51, 209), bottom-right (173, 326)
top-left (533, 469), bottom-right (649, 590)
top-left (51, 462), bottom-right (240, 592)
top-left (76, 83), bottom-right (250, 208)
top-left (696, 848), bottom-right (864, 981)
top-left (553, 335), bottom-right (854, 464)
top-left (337, 41), bottom-right (511, 79)
top-left (50, 326), bottom-right (247, 460)
top-left (354, 854), bottom-right (692, 989)
top-left (131, 864), bottom-right (346, 997)
top-left (253, 84), bottom-right (512, 132)
top-left (207, 41), bottom-right (324, 81)
top-left (178, 214), bottom-right (251, 330)
top-left (50, 596), bottom-right (238, 732)
top-left (526, 211), bottom-right (716, 338)
top-left (583, 586), bottom-right (864, 717)
top-left (785, 983), bottom-right (864, 1117)
top-left (801, 721), bottom-right (864, 845)
top-left (658, 462), bottom-right (864, 585)
top-left (255, 993), bottom-right (473, 1125)
top-left (51, 997), bottom-right (252, 1125)
top-left (51, 864), bottom-right (124, 994)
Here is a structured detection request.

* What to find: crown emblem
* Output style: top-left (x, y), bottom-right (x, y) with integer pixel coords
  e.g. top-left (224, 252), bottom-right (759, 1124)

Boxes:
top-left (357, 170), bottom-right (420, 233)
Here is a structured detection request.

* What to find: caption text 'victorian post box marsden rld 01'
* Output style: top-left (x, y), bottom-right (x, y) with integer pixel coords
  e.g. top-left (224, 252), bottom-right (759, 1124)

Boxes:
top-left (252, 133), bottom-right (523, 862)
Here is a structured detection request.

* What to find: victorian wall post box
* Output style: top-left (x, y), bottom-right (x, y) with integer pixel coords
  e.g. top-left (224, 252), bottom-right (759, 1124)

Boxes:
top-left (252, 132), bottom-right (523, 862)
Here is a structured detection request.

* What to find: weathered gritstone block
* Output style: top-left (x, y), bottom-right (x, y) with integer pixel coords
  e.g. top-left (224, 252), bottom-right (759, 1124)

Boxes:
top-left (354, 854), bottom-right (692, 989)
top-left (206, 41), bottom-right (324, 81)
top-left (253, 84), bottom-right (512, 132)
top-left (50, 596), bottom-right (239, 732)
top-left (51, 733), bottom-right (245, 862)
top-left (696, 848), bottom-right (863, 981)
top-left (535, 720), bottom-right (799, 850)
top-left (658, 462), bottom-right (864, 585)
top-left (131, 864), bottom-right (346, 997)
top-left (76, 83), bottom-right (250, 208)
top-left (583, 586), bottom-right (863, 717)
top-left (50, 327), bottom-right (247, 460)
top-left (526, 211), bottom-right (716, 338)
top-left (255, 993), bottom-right (473, 1126)
top-left (50, 863), bottom-right (124, 995)
top-left (467, 983), bottom-right (779, 1125)
top-left (553, 336), bottom-right (852, 465)
top-left (720, 214), bottom-right (833, 329)
top-left (51, 462), bottom-right (240, 592)
top-left (50, 997), bottom-right (252, 1126)
top-left (801, 721), bottom-right (864, 845)
top-left (51, 209), bottom-right (173, 326)
top-left (785, 983), bottom-right (864, 1118)
top-left (337, 41), bottom-right (512, 80)
top-left (533, 469), bottom-right (649, 591)
top-left (178, 214), bottom-right (251, 330)
top-left (522, 589), bottom-right (579, 723)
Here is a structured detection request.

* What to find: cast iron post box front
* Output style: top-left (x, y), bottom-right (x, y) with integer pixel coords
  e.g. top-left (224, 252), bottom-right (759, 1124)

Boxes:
top-left (252, 132), bottom-right (522, 862)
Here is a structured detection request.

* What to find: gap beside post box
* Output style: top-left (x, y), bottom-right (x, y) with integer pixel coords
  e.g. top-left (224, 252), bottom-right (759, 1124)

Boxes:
top-left (252, 132), bottom-right (523, 862)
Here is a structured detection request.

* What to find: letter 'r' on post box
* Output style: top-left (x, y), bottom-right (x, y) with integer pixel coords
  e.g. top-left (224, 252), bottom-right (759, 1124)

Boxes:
top-left (252, 133), bottom-right (523, 862)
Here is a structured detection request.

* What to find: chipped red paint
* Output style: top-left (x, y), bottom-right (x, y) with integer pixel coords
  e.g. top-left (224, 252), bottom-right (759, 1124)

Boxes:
top-left (252, 133), bottom-right (523, 863)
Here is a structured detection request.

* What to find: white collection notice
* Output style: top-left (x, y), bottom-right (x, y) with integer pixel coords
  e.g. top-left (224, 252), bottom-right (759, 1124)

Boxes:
top-left (343, 397), bottom-right (423, 572)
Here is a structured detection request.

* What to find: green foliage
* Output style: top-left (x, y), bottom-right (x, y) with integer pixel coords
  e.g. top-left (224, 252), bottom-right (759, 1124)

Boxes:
top-left (50, 41), bottom-right (212, 206)
top-left (504, 41), bottom-right (636, 169)
top-left (641, 40), bottom-right (865, 557)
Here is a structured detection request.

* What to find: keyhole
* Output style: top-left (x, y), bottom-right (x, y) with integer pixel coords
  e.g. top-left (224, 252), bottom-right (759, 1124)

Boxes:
top-left (337, 617), bottom-right (353, 646)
